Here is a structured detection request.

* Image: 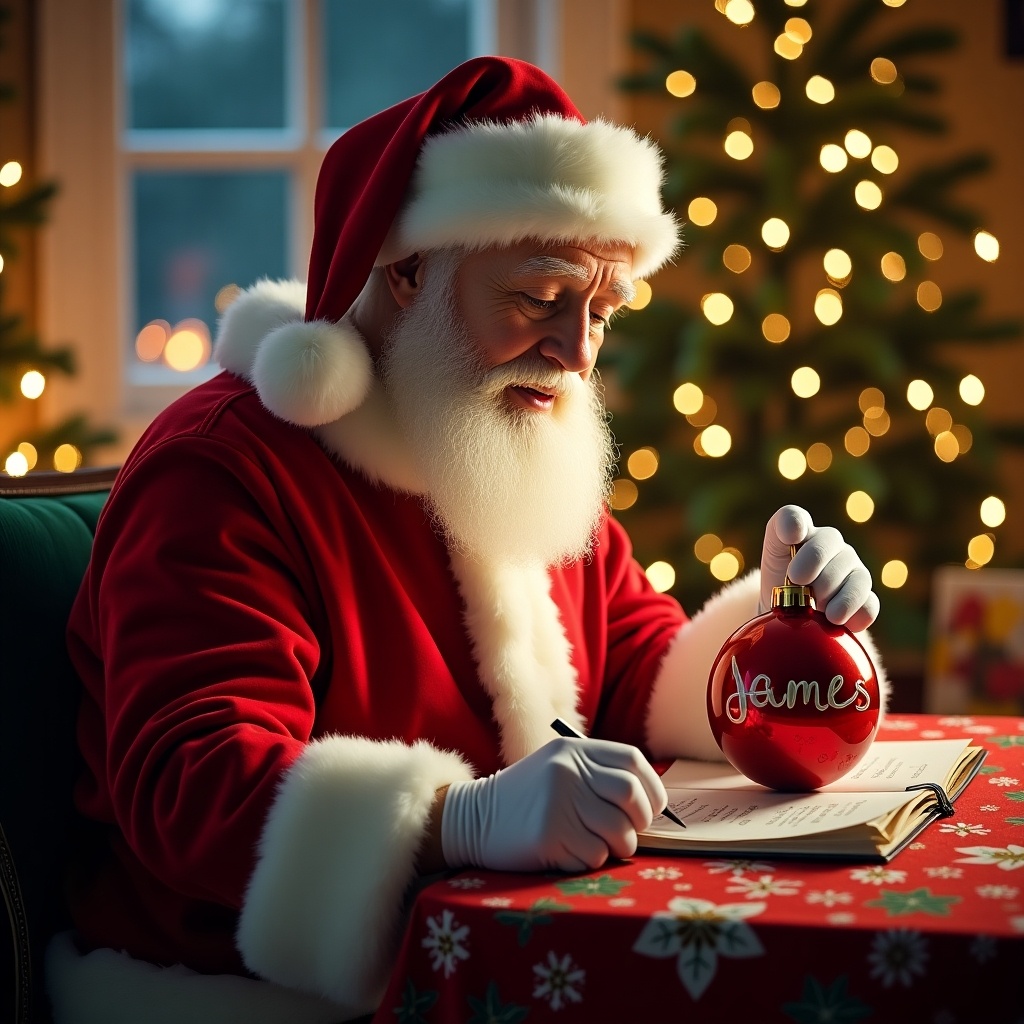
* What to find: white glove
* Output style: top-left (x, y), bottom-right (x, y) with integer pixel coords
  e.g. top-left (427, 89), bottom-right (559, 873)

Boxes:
top-left (760, 505), bottom-right (879, 632)
top-left (441, 736), bottom-right (667, 873)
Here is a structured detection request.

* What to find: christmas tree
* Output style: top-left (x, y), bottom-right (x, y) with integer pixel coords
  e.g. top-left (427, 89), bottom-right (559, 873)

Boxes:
top-left (606, 0), bottom-right (1023, 655)
top-left (0, 4), bottom-right (115, 475)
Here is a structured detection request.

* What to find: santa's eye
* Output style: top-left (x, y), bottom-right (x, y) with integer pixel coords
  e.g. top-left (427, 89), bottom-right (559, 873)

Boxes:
top-left (521, 293), bottom-right (556, 311)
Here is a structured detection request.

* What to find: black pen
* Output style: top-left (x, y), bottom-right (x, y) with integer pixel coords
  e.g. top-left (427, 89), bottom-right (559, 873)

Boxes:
top-left (550, 718), bottom-right (686, 828)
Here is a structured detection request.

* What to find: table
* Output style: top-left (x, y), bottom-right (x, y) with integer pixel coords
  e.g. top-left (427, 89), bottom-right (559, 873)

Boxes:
top-left (374, 715), bottom-right (1024, 1023)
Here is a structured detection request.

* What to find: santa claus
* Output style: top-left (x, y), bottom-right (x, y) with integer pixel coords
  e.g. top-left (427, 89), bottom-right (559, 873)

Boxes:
top-left (48, 56), bottom-right (884, 1023)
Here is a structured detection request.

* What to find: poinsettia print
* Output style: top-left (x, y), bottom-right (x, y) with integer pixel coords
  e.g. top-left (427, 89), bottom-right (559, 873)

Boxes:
top-left (633, 897), bottom-right (766, 1000)
top-left (866, 929), bottom-right (928, 987)
top-left (532, 951), bottom-right (585, 1010)
top-left (956, 843), bottom-right (1024, 870)
top-left (422, 908), bottom-right (470, 978)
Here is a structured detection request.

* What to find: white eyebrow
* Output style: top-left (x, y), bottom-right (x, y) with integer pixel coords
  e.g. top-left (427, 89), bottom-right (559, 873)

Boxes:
top-left (512, 256), bottom-right (637, 303)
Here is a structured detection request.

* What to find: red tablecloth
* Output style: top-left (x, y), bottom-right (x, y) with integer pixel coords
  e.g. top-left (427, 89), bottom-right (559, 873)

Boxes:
top-left (374, 716), bottom-right (1024, 1023)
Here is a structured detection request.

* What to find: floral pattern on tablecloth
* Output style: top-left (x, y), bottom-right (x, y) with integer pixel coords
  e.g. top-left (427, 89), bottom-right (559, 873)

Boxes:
top-left (375, 716), bottom-right (1024, 1023)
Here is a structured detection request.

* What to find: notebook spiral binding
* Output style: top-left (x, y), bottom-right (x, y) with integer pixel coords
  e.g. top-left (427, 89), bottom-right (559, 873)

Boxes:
top-left (905, 782), bottom-right (956, 819)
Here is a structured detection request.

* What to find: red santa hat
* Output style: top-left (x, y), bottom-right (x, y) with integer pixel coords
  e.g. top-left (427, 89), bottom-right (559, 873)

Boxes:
top-left (215, 56), bottom-right (680, 427)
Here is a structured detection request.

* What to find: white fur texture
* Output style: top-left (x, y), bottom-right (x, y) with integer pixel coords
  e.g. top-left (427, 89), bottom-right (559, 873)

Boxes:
top-left (46, 932), bottom-right (344, 1024)
top-left (214, 278), bottom-right (308, 379)
top-left (380, 114), bottom-right (681, 279)
top-left (236, 736), bottom-right (473, 1008)
top-left (450, 552), bottom-right (585, 764)
top-left (645, 570), bottom-right (890, 762)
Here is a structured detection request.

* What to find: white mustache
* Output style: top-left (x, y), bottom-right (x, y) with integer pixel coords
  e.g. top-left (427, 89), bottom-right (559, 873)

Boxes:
top-left (481, 358), bottom-right (578, 399)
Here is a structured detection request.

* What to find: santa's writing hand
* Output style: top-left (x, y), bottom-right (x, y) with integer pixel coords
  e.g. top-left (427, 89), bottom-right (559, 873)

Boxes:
top-left (441, 737), bottom-right (667, 873)
top-left (759, 505), bottom-right (879, 632)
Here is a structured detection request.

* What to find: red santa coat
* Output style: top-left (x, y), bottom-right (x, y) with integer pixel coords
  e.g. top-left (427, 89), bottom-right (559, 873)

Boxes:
top-left (48, 281), bottom-right (872, 1024)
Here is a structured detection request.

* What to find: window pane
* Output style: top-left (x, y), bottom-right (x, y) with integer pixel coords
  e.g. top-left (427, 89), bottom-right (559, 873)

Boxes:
top-left (323, 0), bottom-right (475, 128)
top-left (126, 0), bottom-right (288, 130)
top-left (132, 171), bottom-right (288, 371)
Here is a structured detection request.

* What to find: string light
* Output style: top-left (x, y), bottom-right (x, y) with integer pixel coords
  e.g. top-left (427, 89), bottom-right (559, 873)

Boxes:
top-left (846, 491), bottom-right (875, 522)
top-left (918, 232), bottom-right (943, 260)
top-left (785, 18), bottom-right (813, 43)
top-left (699, 424), bottom-right (732, 457)
top-left (135, 320), bottom-right (170, 362)
top-left (214, 283), bottom-right (242, 313)
top-left (925, 407), bottom-right (952, 435)
top-left (17, 442), bottom-right (37, 470)
top-left (724, 129), bottom-right (754, 160)
top-left (805, 76), bottom-right (834, 103)
top-left (762, 313), bottom-right (790, 343)
top-left (774, 34), bottom-right (803, 59)
top-left (844, 426), bottom-right (870, 456)
top-left (880, 251), bottom-right (906, 281)
top-left (701, 293), bottom-right (734, 324)
top-left (859, 387), bottom-right (885, 413)
top-left (724, 0), bottom-right (755, 25)
top-left (723, 244), bottom-right (752, 273)
top-left (778, 448), bottom-right (807, 479)
top-left (952, 424), bottom-right (973, 453)
top-left (761, 217), bottom-right (790, 249)
top-left (974, 230), bottom-right (999, 262)
top-left (666, 70), bottom-right (697, 97)
top-left (694, 533), bottom-right (723, 563)
top-left (0, 161), bottom-right (22, 187)
top-left (916, 281), bottom-right (942, 311)
top-left (823, 248), bottom-right (852, 284)
top-left (806, 442), bottom-right (832, 472)
top-left (673, 382), bottom-right (704, 415)
top-left (791, 366), bottom-right (821, 398)
top-left (752, 81), bottom-right (781, 108)
top-left (0, 254), bottom-right (5, 274)
top-left (855, 180), bottom-right (883, 209)
top-left (845, 130), bottom-right (872, 158)
top-left (710, 549), bottom-right (741, 581)
top-left (20, 370), bottom-right (45, 399)
top-left (967, 534), bottom-right (995, 566)
top-left (980, 496), bottom-right (1006, 528)
top-left (688, 197), bottom-right (717, 226)
top-left (646, 561), bottom-right (676, 592)
top-left (626, 280), bottom-right (653, 310)
top-left (820, 144), bottom-right (848, 172)
top-left (164, 319), bottom-right (211, 372)
top-left (881, 561), bottom-right (908, 588)
top-left (870, 145), bottom-right (898, 174)
top-left (814, 288), bottom-right (843, 325)
top-left (687, 395), bottom-right (718, 427)
top-left (959, 374), bottom-right (984, 405)
top-left (627, 447), bottom-right (660, 480)
top-left (609, 478), bottom-right (638, 510)
top-left (53, 444), bottom-right (83, 473)
top-left (4, 452), bottom-right (28, 477)
top-left (870, 58), bottom-right (898, 84)
top-left (863, 408), bottom-right (891, 436)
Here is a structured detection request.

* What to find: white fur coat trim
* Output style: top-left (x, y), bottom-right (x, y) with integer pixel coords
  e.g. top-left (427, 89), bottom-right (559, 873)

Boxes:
top-left (645, 570), bottom-right (890, 763)
top-left (450, 551), bottom-right (586, 765)
top-left (380, 114), bottom-right (680, 280)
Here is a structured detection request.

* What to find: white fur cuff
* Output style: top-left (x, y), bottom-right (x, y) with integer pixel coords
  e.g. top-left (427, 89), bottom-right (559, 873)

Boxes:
top-left (236, 736), bottom-right (473, 1009)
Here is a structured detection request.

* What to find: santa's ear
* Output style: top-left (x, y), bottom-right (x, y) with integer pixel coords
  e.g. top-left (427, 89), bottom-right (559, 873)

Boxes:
top-left (384, 253), bottom-right (425, 308)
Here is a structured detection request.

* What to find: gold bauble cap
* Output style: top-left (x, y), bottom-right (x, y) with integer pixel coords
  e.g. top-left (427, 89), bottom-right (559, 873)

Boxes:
top-left (772, 544), bottom-right (815, 608)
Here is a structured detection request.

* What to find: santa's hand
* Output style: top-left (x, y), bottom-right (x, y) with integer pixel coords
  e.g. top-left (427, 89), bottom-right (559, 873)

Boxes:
top-left (441, 737), bottom-right (667, 873)
top-left (759, 505), bottom-right (879, 632)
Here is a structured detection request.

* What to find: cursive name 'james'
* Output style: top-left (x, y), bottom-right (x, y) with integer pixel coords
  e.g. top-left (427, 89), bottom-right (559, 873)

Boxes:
top-left (725, 655), bottom-right (873, 725)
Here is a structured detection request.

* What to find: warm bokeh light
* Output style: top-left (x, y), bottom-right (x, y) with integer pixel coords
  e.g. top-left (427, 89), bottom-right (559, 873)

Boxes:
top-left (959, 374), bottom-right (985, 406)
top-left (17, 441), bottom-right (37, 471)
top-left (774, 33), bottom-right (803, 59)
top-left (863, 408), bottom-right (891, 436)
top-left (806, 443), bottom-right (832, 472)
top-left (761, 217), bottom-right (790, 249)
top-left (907, 379), bottom-right (933, 410)
top-left (933, 431), bottom-right (959, 462)
top-left (752, 81), bottom-right (781, 108)
top-left (918, 232), bottom-right (943, 261)
top-left (881, 560), bottom-right (908, 588)
top-left (609, 478), bottom-right (638, 511)
top-left (700, 424), bottom-right (732, 457)
top-left (4, 452), bottom-right (28, 477)
top-left (819, 144), bottom-right (848, 172)
top-left (952, 423), bottom-right (973, 454)
top-left (627, 447), bottom-right (659, 480)
top-left (626, 280), bottom-right (653, 310)
top-left (855, 180), bottom-right (883, 209)
top-left (823, 248), bottom-right (852, 281)
top-left (710, 550), bottom-right (741, 582)
top-left (844, 426), bottom-right (870, 457)
top-left (805, 75), bottom-right (834, 103)
top-left (967, 534), bottom-right (995, 566)
top-left (687, 395), bottom-right (718, 428)
top-left (666, 70), bottom-right (697, 97)
top-left (20, 370), bottom-right (45, 399)
top-left (135, 319), bottom-right (170, 362)
top-left (164, 319), bottom-right (211, 372)
top-left (53, 443), bottom-right (82, 473)
top-left (725, 0), bottom-right (755, 25)
top-left (870, 58), bottom-right (898, 84)
top-left (0, 254), bottom-right (5, 274)
top-left (785, 17), bottom-right (812, 43)
top-left (673, 382), bottom-right (704, 415)
top-left (688, 197), bottom-right (718, 226)
top-left (916, 281), bottom-right (942, 311)
top-left (844, 130), bottom-right (872, 158)
top-left (859, 387), bottom-right (885, 413)
top-left (694, 533), bottom-right (723, 563)
top-left (762, 313), bottom-right (791, 343)
top-left (882, 0), bottom-right (907, 6)
top-left (778, 447), bottom-right (807, 480)
top-left (214, 283), bottom-right (242, 313)
top-left (814, 288), bottom-right (843, 325)
top-left (0, 161), bottom-right (23, 187)
top-left (981, 496), bottom-right (1006, 528)
top-left (791, 366), bottom-right (821, 398)
top-left (646, 560), bottom-right (676, 593)
top-left (880, 251), bottom-right (906, 281)
top-left (926, 407), bottom-right (953, 436)
top-left (974, 230), bottom-right (999, 262)
top-left (870, 145), bottom-right (898, 174)
top-left (723, 244), bottom-right (752, 273)
top-left (702, 292), bottom-right (734, 325)
top-left (846, 491), bottom-right (875, 523)
top-left (724, 130), bottom-right (754, 160)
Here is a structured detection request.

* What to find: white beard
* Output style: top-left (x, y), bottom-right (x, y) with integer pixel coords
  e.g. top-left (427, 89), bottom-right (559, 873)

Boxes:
top-left (381, 249), bottom-right (616, 568)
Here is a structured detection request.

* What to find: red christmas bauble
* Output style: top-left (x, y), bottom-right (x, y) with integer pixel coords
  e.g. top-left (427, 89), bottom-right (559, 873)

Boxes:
top-left (707, 583), bottom-right (880, 791)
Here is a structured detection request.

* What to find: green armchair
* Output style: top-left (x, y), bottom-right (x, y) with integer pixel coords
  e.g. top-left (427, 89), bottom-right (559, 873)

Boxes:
top-left (0, 467), bottom-right (118, 1024)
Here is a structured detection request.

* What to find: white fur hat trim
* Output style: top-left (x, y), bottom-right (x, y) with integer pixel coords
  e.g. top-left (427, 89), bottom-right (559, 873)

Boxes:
top-left (214, 278), bottom-right (372, 428)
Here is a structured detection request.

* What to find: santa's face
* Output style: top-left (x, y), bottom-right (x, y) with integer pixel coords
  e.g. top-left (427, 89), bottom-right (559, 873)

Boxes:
top-left (451, 239), bottom-right (635, 411)
top-left (380, 242), bottom-right (631, 566)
